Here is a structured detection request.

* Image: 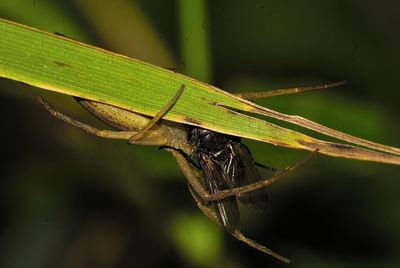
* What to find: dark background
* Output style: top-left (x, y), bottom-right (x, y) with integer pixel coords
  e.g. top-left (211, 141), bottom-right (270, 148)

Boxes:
top-left (1, 0), bottom-right (399, 267)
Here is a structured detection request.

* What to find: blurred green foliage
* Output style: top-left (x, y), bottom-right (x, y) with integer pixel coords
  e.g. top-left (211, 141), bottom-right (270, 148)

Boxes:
top-left (0, 0), bottom-right (399, 267)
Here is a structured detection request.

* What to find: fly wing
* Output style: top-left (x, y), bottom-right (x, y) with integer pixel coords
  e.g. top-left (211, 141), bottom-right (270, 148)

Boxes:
top-left (200, 154), bottom-right (241, 231)
top-left (231, 143), bottom-right (268, 212)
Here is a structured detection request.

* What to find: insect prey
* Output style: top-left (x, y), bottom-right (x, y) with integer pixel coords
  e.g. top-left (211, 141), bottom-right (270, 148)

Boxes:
top-left (188, 127), bottom-right (268, 232)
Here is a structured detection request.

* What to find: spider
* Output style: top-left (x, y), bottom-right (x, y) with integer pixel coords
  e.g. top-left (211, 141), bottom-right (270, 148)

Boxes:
top-left (32, 82), bottom-right (337, 263)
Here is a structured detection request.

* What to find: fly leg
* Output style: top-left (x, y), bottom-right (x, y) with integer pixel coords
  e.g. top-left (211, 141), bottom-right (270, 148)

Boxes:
top-left (234, 80), bottom-right (346, 101)
top-left (33, 93), bottom-right (170, 146)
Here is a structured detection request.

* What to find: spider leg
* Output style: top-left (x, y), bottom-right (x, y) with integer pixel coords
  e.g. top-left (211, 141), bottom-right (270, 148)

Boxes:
top-left (235, 80), bottom-right (346, 100)
top-left (205, 151), bottom-right (317, 201)
top-left (33, 92), bottom-right (170, 146)
top-left (129, 84), bottom-right (185, 143)
top-left (187, 180), bottom-right (290, 263)
top-left (170, 148), bottom-right (316, 202)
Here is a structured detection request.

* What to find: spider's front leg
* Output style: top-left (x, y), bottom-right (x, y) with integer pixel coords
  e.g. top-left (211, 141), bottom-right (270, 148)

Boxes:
top-left (234, 80), bottom-right (346, 100)
top-left (169, 147), bottom-right (315, 202)
top-left (170, 149), bottom-right (290, 263)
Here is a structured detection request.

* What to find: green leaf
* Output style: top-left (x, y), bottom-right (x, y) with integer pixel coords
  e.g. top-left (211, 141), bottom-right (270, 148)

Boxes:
top-left (1, 18), bottom-right (400, 165)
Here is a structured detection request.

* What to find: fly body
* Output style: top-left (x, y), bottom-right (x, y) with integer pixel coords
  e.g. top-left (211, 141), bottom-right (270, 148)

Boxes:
top-left (188, 128), bottom-right (268, 232)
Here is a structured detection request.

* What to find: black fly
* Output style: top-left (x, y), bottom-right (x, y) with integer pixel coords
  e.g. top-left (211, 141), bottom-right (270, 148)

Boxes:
top-left (188, 127), bottom-right (268, 232)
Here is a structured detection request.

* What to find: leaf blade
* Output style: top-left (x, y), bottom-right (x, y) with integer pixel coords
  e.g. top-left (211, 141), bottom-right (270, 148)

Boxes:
top-left (1, 18), bottom-right (400, 165)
